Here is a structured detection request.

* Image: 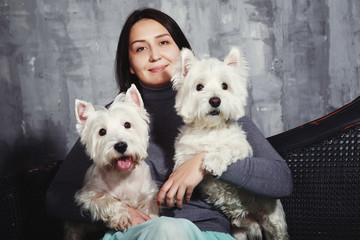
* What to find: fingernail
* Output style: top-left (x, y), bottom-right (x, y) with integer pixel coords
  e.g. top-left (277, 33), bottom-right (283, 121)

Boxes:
top-left (185, 200), bottom-right (189, 204)
top-left (157, 201), bottom-right (161, 206)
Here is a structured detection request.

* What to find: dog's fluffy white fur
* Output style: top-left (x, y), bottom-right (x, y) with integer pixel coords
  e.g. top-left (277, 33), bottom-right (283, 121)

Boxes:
top-left (67, 84), bottom-right (158, 239)
top-left (172, 48), bottom-right (287, 240)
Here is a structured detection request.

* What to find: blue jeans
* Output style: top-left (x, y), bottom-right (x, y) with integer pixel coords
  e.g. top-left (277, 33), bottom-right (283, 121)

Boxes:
top-left (101, 216), bottom-right (235, 240)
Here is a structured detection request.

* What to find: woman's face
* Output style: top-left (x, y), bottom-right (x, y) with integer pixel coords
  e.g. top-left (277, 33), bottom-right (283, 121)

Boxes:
top-left (128, 19), bottom-right (180, 88)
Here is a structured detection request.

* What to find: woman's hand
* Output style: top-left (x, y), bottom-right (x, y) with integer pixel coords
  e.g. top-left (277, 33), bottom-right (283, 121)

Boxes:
top-left (127, 206), bottom-right (151, 226)
top-left (157, 152), bottom-right (206, 209)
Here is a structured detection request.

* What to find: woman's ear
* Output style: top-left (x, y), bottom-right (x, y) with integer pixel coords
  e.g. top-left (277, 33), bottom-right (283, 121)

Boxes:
top-left (129, 66), bottom-right (135, 74)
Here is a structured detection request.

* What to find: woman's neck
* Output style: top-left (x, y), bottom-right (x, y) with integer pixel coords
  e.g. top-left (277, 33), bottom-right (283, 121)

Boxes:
top-left (139, 82), bottom-right (176, 112)
top-left (139, 81), bottom-right (183, 157)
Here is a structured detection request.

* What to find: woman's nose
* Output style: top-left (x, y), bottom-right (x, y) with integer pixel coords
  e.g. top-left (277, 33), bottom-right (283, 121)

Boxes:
top-left (149, 47), bottom-right (161, 62)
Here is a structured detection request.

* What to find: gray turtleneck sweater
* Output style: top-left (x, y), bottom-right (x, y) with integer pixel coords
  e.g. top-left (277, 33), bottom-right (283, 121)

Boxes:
top-left (46, 83), bottom-right (293, 234)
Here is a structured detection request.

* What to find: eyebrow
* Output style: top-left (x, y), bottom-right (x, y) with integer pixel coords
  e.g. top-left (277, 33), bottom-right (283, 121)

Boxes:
top-left (130, 33), bottom-right (171, 46)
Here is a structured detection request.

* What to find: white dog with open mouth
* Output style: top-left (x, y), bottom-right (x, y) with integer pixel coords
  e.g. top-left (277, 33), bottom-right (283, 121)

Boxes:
top-left (171, 48), bottom-right (287, 240)
top-left (66, 84), bottom-right (158, 239)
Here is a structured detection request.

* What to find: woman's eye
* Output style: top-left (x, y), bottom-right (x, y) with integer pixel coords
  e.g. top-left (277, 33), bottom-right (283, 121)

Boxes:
top-left (99, 128), bottom-right (107, 136)
top-left (124, 122), bottom-right (131, 129)
top-left (222, 83), bottom-right (228, 90)
top-left (160, 40), bottom-right (169, 45)
top-left (196, 84), bottom-right (204, 91)
top-left (136, 46), bottom-right (146, 52)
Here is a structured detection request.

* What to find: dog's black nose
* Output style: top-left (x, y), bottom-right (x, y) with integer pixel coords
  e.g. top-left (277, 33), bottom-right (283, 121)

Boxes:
top-left (209, 97), bottom-right (221, 108)
top-left (114, 142), bottom-right (127, 154)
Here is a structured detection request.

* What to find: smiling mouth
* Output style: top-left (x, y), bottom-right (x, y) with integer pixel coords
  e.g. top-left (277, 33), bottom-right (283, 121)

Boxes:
top-left (149, 65), bottom-right (167, 73)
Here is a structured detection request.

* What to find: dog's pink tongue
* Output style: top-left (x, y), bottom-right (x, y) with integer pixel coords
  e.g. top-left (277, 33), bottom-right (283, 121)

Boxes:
top-left (117, 157), bottom-right (132, 170)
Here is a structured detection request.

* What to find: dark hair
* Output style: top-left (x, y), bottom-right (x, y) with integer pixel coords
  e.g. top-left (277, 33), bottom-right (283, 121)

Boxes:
top-left (115, 8), bottom-right (191, 93)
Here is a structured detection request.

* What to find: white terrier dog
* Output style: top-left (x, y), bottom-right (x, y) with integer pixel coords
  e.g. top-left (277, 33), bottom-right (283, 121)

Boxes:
top-left (171, 48), bottom-right (287, 240)
top-left (67, 84), bottom-right (158, 239)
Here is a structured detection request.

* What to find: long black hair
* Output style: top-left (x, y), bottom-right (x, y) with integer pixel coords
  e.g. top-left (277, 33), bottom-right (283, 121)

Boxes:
top-left (115, 8), bottom-right (191, 93)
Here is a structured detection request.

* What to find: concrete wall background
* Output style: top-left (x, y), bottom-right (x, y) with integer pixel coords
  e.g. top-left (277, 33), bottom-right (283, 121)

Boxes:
top-left (1, 0), bottom-right (359, 174)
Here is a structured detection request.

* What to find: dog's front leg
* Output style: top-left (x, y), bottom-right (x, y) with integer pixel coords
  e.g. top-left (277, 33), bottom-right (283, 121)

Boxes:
top-left (76, 190), bottom-right (132, 231)
top-left (202, 150), bottom-right (236, 176)
top-left (261, 200), bottom-right (288, 240)
top-left (202, 137), bottom-right (253, 176)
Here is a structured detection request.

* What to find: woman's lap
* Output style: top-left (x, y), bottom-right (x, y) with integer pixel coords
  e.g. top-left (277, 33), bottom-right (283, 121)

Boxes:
top-left (101, 216), bottom-right (235, 240)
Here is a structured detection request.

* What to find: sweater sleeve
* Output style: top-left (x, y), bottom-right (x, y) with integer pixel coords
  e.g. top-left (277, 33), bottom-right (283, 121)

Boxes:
top-left (46, 138), bottom-right (92, 221)
top-left (218, 116), bottom-right (293, 198)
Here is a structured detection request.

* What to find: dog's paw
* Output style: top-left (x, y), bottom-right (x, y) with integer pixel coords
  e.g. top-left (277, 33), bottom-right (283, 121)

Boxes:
top-left (109, 213), bottom-right (132, 231)
top-left (202, 154), bottom-right (228, 176)
top-left (149, 213), bottom-right (159, 219)
top-left (202, 161), bottom-right (227, 176)
top-left (232, 219), bottom-right (262, 240)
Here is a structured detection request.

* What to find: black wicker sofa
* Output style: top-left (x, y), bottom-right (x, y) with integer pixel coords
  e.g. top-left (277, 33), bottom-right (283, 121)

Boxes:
top-left (1, 97), bottom-right (359, 240)
top-left (267, 96), bottom-right (360, 239)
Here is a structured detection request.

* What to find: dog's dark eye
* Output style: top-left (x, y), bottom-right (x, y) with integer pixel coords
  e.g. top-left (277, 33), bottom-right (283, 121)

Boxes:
top-left (222, 83), bottom-right (228, 90)
top-left (196, 84), bottom-right (204, 91)
top-left (99, 128), bottom-right (107, 136)
top-left (124, 122), bottom-right (131, 129)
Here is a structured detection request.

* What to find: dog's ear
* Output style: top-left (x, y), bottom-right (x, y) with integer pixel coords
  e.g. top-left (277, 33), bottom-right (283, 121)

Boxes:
top-left (224, 47), bottom-right (249, 81)
top-left (224, 47), bottom-right (248, 69)
top-left (224, 47), bottom-right (241, 67)
top-left (112, 93), bottom-right (126, 106)
top-left (180, 48), bottom-right (195, 78)
top-left (172, 48), bottom-right (195, 90)
top-left (75, 99), bottom-right (95, 132)
top-left (125, 84), bottom-right (144, 108)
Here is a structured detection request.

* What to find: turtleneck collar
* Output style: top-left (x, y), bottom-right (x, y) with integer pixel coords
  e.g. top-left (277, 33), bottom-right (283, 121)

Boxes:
top-left (139, 82), bottom-right (177, 112)
top-left (139, 81), bottom-right (183, 159)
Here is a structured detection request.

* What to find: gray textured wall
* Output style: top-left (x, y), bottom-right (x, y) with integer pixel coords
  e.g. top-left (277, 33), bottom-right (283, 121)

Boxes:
top-left (1, 0), bottom-right (359, 175)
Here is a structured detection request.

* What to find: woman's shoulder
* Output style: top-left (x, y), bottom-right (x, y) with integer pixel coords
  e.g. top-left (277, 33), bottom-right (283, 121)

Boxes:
top-left (238, 115), bottom-right (251, 122)
top-left (237, 115), bottom-right (257, 129)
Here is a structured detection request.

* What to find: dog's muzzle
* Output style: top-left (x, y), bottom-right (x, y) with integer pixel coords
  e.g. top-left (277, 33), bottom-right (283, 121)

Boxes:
top-left (114, 141), bottom-right (127, 154)
top-left (209, 97), bottom-right (221, 108)
top-left (113, 141), bottom-right (133, 170)
top-left (208, 97), bottom-right (221, 116)
top-left (209, 109), bottom-right (220, 116)
top-left (116, 155), bottom-right (133, 170)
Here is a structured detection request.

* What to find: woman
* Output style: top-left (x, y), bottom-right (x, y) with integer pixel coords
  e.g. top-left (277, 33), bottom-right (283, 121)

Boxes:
top-left (46, 8), bottom-right (293, 239)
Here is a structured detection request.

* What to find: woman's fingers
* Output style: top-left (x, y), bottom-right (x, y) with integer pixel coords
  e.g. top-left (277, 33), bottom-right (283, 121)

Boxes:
top-left (127, 206), bottom-right (150, 226)
top-left (184, 187), bottom-right (193, 204)
top-left (137, 209), bottom-right (151, 221)
top-left (157, 178), bottom-right (173, 206)
top-left (175, 185), bottom-right (186, 209)
top-left (166, 184), bottom-right (178, 207)
top-left (157, 152), bottom-right (206, 208)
